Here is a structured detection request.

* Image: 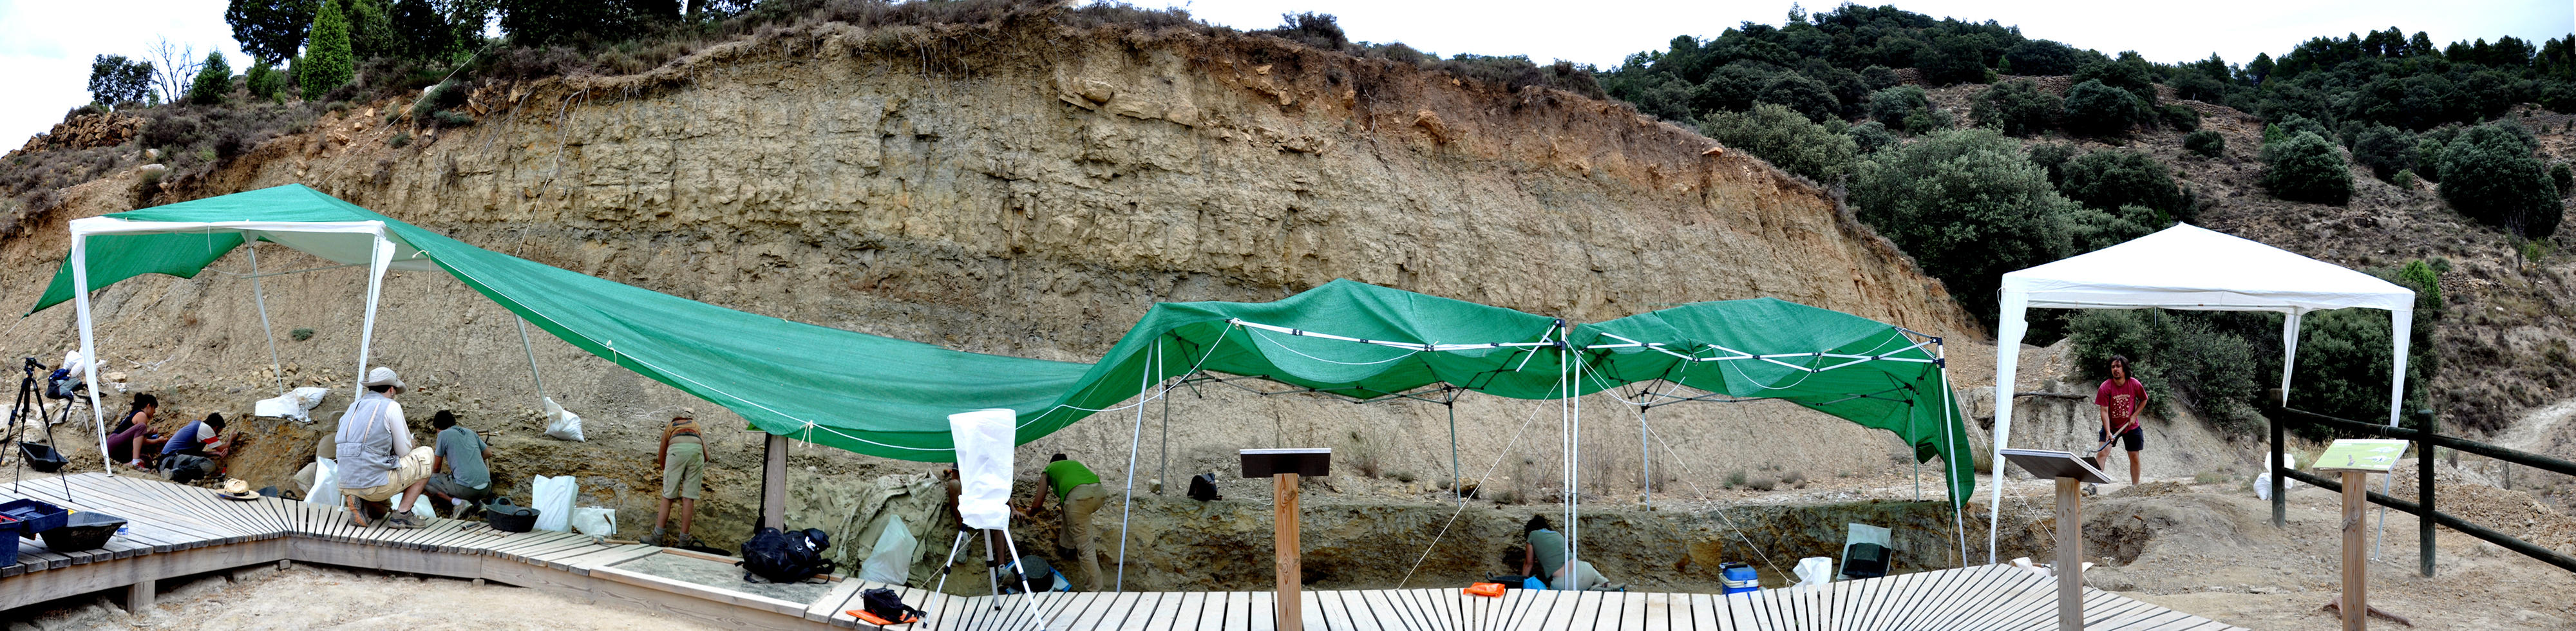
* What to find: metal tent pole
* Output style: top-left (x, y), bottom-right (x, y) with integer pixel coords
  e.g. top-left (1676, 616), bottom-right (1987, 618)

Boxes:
top-left (247, 243), bottom-right (286, 395)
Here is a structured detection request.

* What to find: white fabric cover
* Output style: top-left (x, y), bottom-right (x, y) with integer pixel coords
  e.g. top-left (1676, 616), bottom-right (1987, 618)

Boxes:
top-left (1987, 223), bottom-right (2414, 563)
top-left (254, 386), bottom-right (333, 422)
top-left (542, 397), bottom-right (585, 442)
top-left (573, 507), bottom-right (618, 537)
top-left (305, 457), bottom-right (341, 508)
top-left (949, 408), bottom-right (1018, 531)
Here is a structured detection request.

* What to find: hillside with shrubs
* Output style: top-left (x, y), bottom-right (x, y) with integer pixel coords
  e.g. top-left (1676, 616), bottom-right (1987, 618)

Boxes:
top-left (6, 0), bottom-right (2575, 441)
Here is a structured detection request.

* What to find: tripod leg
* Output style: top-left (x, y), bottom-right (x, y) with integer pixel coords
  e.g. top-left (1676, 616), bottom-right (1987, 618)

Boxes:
top-left (934, 530), bottom-right (969, 594)
top-left (999, 525), bottom-right (1046, 629)
top-left (985, 529), bottom-right (1004, 607)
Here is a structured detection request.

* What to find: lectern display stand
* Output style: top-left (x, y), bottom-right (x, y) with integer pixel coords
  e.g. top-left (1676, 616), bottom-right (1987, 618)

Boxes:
top-left (2002, 448), bottom-right (2112, 631)
top-left (2315, 438), bottom-right (2410, 631)
top-left (1242, 448), bottom-right (1331, 631)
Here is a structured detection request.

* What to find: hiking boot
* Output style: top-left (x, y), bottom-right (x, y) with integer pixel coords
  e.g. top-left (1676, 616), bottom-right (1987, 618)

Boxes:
top-left (677, 533), bottom-right (703, 549)
top-left (384, 513), bottom-right (422, 529)
top-left (450, 502), bottom-right (473, 520)
top-left (644, 527), bottom-right (667, 547)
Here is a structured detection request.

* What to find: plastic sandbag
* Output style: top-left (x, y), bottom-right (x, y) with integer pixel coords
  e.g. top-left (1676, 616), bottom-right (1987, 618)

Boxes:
top-left (533, 475), bottom-right (577, 532)
top-left (305, 457), bottom-right (341, 508)
top-left (572, 507), bottom-right (618, 537)
top-left (858, 514), bottom-right (920, 583)
top-left (542, 397), bottom-right (585, 442)
top-left (2254, 453), bottom-right (2297, 500)
top-left (254, 387), bottom-right (333, 422)
top-left (1788, 556), bottom-right (1835, 594)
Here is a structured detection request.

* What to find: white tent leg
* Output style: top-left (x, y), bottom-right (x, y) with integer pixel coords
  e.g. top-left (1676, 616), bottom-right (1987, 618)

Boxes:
top-left (248, 243), bottom-right (286, 395)
top-left (354, 232), bottom-right (393, 399)
top-left (1940, 344), bottom-right (1968, 567)
top-left (2374, 307), bottom-right (2414, 560)
top-left (2279, 310), bottom-right (2304, 405)
top-left (1114, 341), bottom-right (1155, 592)
top-left (70, 234), bottom-right (113, 471)
top-left (1987, 292), bottom-right (2030, 565)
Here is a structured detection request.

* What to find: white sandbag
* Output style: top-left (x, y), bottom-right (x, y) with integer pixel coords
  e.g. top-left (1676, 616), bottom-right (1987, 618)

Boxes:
top-left (532, 475), bottom-right (577, 532)
top-left (400, 493), bottom-right (436, 520)
top-left (305, 457), bottom-right (341, 508)
top-left (2254, 453), bottom-right (2297, 500)
top-left (858, 514), bottom-right (920, 584)
top-left (254, 386), bottom-right (333, 422)
top-left (542, 397), bottom-right (585, 442)
top-left (59, 350), bottom-right (90, 374)
top-left (1788, 556), bottom-right (1835, 594)
top-left (573, 507), bottom-right (618, 537)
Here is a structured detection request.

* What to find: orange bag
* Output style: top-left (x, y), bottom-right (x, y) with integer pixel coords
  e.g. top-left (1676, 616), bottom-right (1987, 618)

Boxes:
top-left (850, 609), bottom-right (920, 625)
top-left (1465, 582), bottom-right (1506, 598)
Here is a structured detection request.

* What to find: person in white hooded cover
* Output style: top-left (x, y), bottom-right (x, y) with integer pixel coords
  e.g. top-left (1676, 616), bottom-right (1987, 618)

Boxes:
top-left (336, 367), bottom-right (433, 529)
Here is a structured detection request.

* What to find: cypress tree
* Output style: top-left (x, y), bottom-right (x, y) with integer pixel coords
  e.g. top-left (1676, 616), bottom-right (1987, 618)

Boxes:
top-left (302, 0), bottom-right (353, 101)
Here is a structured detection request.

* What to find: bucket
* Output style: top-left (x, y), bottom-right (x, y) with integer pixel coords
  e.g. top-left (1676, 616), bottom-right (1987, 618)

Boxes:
top-left (1721, 561), bottom-right (1759, 594)
top-left (17, 442), bottom-right (66, 473)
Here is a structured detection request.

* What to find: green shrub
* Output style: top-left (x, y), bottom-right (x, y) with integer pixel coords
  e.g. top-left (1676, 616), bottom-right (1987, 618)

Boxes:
top-left (1866, 85), bottom-right (1937, 134)
top-left (302, 0), bottom-right (355, 101)
top-left (2392, 169), bottom-right (2417, 188)
top-left (290, 328), bottom-right (314, 341)
top-left (2262, 113), bottom-right (2331, 147)
top-left (1699, 103), bottom-right (1857, 184)
top-left (2552, 162), bottom-right (2573, 198)
top-left (2349, 125), bottom-right (2416, 182)
top-left (1755, 73), bottom-right (1840, 123)
top-left (411, 80), bottom-right (467, 119)
top-left (2058, 150), bottom-right (2190, 220)
top-left (2158, 104), bottom-right (2201, 131)
top-left (2072, 60), bottom-right (2157, 104)
top-left (389, 131), bottom-right (411, 147)
top-left (2003, 39), bottom-right (2084, 75)
top-left (88, 55), bottom-right (155, 108)
top-left (1850, 127), bottom-right (2086, 323)
top-left (244, 62), bottom-right (283, 101)
top-left (2183, 130), bottom-right (2225, 158)
top-left (2437, 121), bottom-right (2559, 238)
top-left (1971, 79), bottom-right (2060, 137)
top-left (1846, 121), bottom-right (1897, 155)
top-left (2262, 131), bottom-right (2353, 205)
top-left (2067, 310), bottom-right (2270, 431)
top-left (2063, 79), bottom-right (2148, 137)
top-left (186, 52), bottom-right (233, 106)
top-left (2026, 142), bottom-right (2076, 184)
top-left (432, 110), bottom-right (475, 127)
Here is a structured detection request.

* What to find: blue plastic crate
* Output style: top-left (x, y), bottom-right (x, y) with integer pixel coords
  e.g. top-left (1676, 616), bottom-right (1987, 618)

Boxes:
top-left (0, 498), bottom-right (68, 536)
top-left (0, 530), bottom-right (17, 567)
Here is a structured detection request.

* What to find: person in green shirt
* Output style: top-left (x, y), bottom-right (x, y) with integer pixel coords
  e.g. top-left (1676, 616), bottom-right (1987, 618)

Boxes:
top-left (1017, 453), bottom-right (1106, 590)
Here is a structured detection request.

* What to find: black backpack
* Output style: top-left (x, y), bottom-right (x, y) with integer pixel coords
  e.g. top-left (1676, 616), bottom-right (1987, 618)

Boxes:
top-left (1188, 473), bottom-right (1221, 501)
top-left (739, 527), bottom-right (837, 583)
top-left (860, 587), bottom-right (925, 624)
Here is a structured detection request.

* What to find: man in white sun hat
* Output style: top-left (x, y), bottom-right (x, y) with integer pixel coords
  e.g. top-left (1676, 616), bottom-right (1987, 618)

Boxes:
top-left (336, 366), bottom-right (435, 529)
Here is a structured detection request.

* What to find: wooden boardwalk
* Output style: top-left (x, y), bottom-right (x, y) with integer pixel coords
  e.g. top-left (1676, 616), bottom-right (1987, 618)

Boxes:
top-left (3, 473), bottom-right (2244, 630)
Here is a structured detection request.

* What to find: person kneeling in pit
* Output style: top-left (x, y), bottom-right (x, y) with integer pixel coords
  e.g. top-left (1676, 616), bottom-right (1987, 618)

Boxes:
top-left (335, 367), bottom-right (434, 529)
top-left (425, 410), bottom-right (493, 519)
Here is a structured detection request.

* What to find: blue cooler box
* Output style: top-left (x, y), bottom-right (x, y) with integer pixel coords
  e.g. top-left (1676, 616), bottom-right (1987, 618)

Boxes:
top-left (1720, 561), bottom-right (1760, 595)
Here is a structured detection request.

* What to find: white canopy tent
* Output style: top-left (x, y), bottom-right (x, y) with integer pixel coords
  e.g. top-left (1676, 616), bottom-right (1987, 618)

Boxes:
top-left (1985, 223), bottom-right (2415, 561)
top-left (64, 218), bottom-right (436, 469)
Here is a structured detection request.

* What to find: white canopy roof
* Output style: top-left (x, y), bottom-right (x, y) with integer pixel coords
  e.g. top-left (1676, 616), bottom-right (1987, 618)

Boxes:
top-left (1984, 223), bottom-right (2414, 563)
top-left (2003, 223), bottom-right (2414, 313)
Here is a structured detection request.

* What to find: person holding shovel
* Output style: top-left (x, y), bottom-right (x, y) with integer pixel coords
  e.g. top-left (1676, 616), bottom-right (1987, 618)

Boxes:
top-left (2094, 355), bottom-right (2148, 485)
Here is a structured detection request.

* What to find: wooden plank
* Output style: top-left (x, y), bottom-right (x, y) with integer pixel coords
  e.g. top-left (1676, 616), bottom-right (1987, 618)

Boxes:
top-left (803, 577), bottom-right (867, 623)
top-left (1878, 568), bottom-right (1954, 630)
top-left (1191, 590), bottom-right (1229, 631)
top-left (591, 563), bottom-right (811, 617)
top-left (1687, 592), bottom-right (1722, 631)
top-left (9, 477), bottom-right (237, 547)
top-left (0, 538), bottom-right (286, 611)
top-left (1636, 592), bottom-right (1671, 631)
top-left (585, 566), bottom-right (826, 631)
top-left (1247, 590), bottom-right (1278, 631)
top-left (1346, 589), bottom-right (1403, 631)
top-left (1908, 566), bottom-right (2002, 629)
top-left (1068, 591), bottom-right (1139, 631)
top-left (554, 543), bottom-right (663, 574)
top-left (105, 475), bottom-right (269, 540)
top-left (1135, 590), bottom-right (1191, 631)
top-left (1951, 567), bottom-right (2057, 630)
top-left (1043, 592), bottom-right (1103, 631)
top-left (1111, 591), bottom-right (1166, 631)
top-left (1378, 588), bottom-right (1432, 631)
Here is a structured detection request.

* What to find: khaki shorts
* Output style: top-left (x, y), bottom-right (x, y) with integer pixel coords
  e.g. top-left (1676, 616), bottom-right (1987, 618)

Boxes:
top-left (346, 447), bottom-right (435, 502)
top-left (663, 442), bottom-right (705, 500)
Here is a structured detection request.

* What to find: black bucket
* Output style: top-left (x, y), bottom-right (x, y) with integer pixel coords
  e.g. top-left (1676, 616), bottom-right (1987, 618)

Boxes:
top-left (16, 442), bottom-right (66, 473)
top-left (40, 511), bottom-right (124, 551)
top-left (484, 497), bottom-right (538, 532)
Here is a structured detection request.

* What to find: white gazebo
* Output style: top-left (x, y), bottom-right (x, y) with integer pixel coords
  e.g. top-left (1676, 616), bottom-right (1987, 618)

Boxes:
top-left (1985, 223), bottom-right (2416, 561)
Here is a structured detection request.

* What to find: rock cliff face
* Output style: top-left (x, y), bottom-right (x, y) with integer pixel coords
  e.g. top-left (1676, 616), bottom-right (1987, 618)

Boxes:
top-left (3, 17), bottom-right (1984, 590)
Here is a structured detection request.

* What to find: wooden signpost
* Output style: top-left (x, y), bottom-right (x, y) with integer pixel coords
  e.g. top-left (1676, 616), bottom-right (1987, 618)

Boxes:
top-left (2002, 448), bottom-right (2114, 631)
top-left (1242, 448), bottom-right (1331, 631)
top-left (2315, 438), bottom-right (2409, 631)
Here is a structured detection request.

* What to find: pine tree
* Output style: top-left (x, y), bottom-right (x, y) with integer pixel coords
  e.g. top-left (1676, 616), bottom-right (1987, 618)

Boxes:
top-left (302, 0), bottom-right (354, 101)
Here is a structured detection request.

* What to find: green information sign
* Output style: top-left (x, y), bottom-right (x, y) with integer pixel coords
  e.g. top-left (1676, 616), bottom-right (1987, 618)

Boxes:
top-left (2315, 438), bottom-right (2410, 472)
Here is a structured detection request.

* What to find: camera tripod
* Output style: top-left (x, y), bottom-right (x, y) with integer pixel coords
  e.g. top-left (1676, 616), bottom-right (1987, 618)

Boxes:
top-left (5, 357), bottom-right (75, 500)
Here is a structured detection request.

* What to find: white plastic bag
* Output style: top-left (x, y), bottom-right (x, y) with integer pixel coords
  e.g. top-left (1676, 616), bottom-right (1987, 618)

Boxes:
top-left (305, 457), bottom-right (341, 508)
top-left (573, 507), bottom-right (618, 537)
top-left (1789, 556), bottom-right (1835, 594)
top-left (2254, 453), bottom-right (2297, 500)
top-left (254, 386), bottom-right (333, 422)
top-left (533, 475), bottom-right (578, 532)
top-left (858, 514), bottom-right (920, 583)
top-left (542, 397), bottom-right (585, 442)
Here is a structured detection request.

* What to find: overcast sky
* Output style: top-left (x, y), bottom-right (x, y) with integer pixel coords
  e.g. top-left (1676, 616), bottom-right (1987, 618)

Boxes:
top-left (3, 1), bottom-right (2570, 151)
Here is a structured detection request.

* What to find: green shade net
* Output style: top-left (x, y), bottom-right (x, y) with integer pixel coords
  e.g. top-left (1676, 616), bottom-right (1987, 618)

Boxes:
top-left (34, 185), bottom-right (1972, 503)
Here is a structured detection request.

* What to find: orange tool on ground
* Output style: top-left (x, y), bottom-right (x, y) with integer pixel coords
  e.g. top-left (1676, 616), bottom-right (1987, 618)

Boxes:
top-left (1465, 582), bottom-right (1506, 598)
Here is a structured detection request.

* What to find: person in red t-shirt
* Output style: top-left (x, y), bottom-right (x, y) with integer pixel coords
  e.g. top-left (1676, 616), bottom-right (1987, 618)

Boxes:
top-left (2094, 355), bottom-right (2148, 484)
